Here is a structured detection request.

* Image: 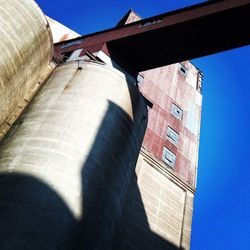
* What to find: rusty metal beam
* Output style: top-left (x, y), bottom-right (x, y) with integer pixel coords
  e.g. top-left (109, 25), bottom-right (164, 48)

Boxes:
top-left (56, 0), bottom-right (250, 72)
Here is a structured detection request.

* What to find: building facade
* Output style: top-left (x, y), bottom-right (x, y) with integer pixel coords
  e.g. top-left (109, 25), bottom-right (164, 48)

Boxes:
top-left (113, 11), bottom-right (203, 249)
top-left (0, 2), bottom-right (202, 250)
top-left (53, 10), bottom-right (203, 250)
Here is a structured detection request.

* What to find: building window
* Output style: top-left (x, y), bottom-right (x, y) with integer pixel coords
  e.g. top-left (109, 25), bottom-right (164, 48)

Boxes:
top-left (179, 63), bottom-right (188, 76)
top-left (137, 73), bottom-right (144, 86)
top-left (196, 71), bottom-right (203, 93)
top-left (171, 103), bottom-right (183, 120)
top-left (167, 126), bottom-right (179, 145)
top-left (162, 147), bottom-right (176, 168)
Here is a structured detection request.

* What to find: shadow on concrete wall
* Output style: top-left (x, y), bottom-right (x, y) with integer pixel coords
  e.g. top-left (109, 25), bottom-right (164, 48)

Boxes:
top-left (0, 75), bottom-right (182, 250)
top-left (113, 173), bottom-right (183, 250)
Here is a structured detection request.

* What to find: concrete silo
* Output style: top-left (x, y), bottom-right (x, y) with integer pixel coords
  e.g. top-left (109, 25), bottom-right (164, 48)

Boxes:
top-left (0, 0), bottom-right (54, 140)
top-left (0, 0), bottom-right (148, 249)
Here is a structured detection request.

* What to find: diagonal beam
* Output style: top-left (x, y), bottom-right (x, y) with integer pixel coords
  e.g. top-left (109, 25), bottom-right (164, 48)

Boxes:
top-left (56, 0), bottom-right (250, 72)
top-left (107, 0), bottom-right (250, 71)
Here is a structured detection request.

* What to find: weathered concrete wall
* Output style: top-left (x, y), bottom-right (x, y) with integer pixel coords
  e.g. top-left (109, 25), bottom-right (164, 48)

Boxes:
top-left (140, 62), bottom-right (202, 186)
top-left (51, 30), bottom-right (201, 250)
top-left (113, 11), bottom-right (202, 249)
top-left (115, 150), bottom-right (194, 250)
top-left (0, 61), bottom-right (147, 250)
top-left (116, 10), bottom-right (202, 187)
top-left (0, 0), bottom-right (53, 139)
top-left (50, 50), bottom-right (199, 250)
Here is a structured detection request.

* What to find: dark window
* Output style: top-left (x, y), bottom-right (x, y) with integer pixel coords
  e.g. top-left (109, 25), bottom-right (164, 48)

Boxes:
top-left (196, 71), bottom-right (203, 93)
top-left (179, 64), bottom-right (188, 76)
top-left (171, 103), bottom-right (183, 120)
top-left (167, 126), bottom-right (179, 145)
top-left (137, 73), bottom-right (144, 86)
top-left (162, 147), bottom-right (176, 168)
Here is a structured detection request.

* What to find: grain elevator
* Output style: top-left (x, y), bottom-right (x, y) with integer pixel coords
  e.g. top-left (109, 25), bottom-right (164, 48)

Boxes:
top-left (0, 0), bottom-right (249, 249)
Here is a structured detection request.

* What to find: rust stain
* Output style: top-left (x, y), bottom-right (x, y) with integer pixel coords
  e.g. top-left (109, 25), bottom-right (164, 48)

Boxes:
top-left (64, 84), bottom-right (70, 90)
top-left (63, 69), bottom-right (80, 92)
top-left (60, 34), bottom-right (69, 42)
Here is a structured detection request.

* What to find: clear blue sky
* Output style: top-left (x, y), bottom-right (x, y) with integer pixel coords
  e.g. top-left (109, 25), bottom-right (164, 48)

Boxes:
top-left (36, 0), bottom-right (250, 249)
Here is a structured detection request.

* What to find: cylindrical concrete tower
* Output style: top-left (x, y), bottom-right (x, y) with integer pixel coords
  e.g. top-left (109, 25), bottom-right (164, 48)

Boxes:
top-left (0, 0), bottom-right (53, 127)
top-left (0, 61), bottom-right (147, 250)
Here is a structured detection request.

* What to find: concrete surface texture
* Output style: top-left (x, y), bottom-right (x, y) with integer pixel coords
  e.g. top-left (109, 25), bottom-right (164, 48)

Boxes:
top-left (140, 61), bottom-right (202, 186)
top-left (113, 10), bottom-right (202, 250)
top-left (0, 61), bottom-right (147, 249)
top-left (0, 0), bottom-right (53, 138)
top-left (115, 150), bottom-right (194, 250)
top-left (0, 2), bottom-right (202, 249)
